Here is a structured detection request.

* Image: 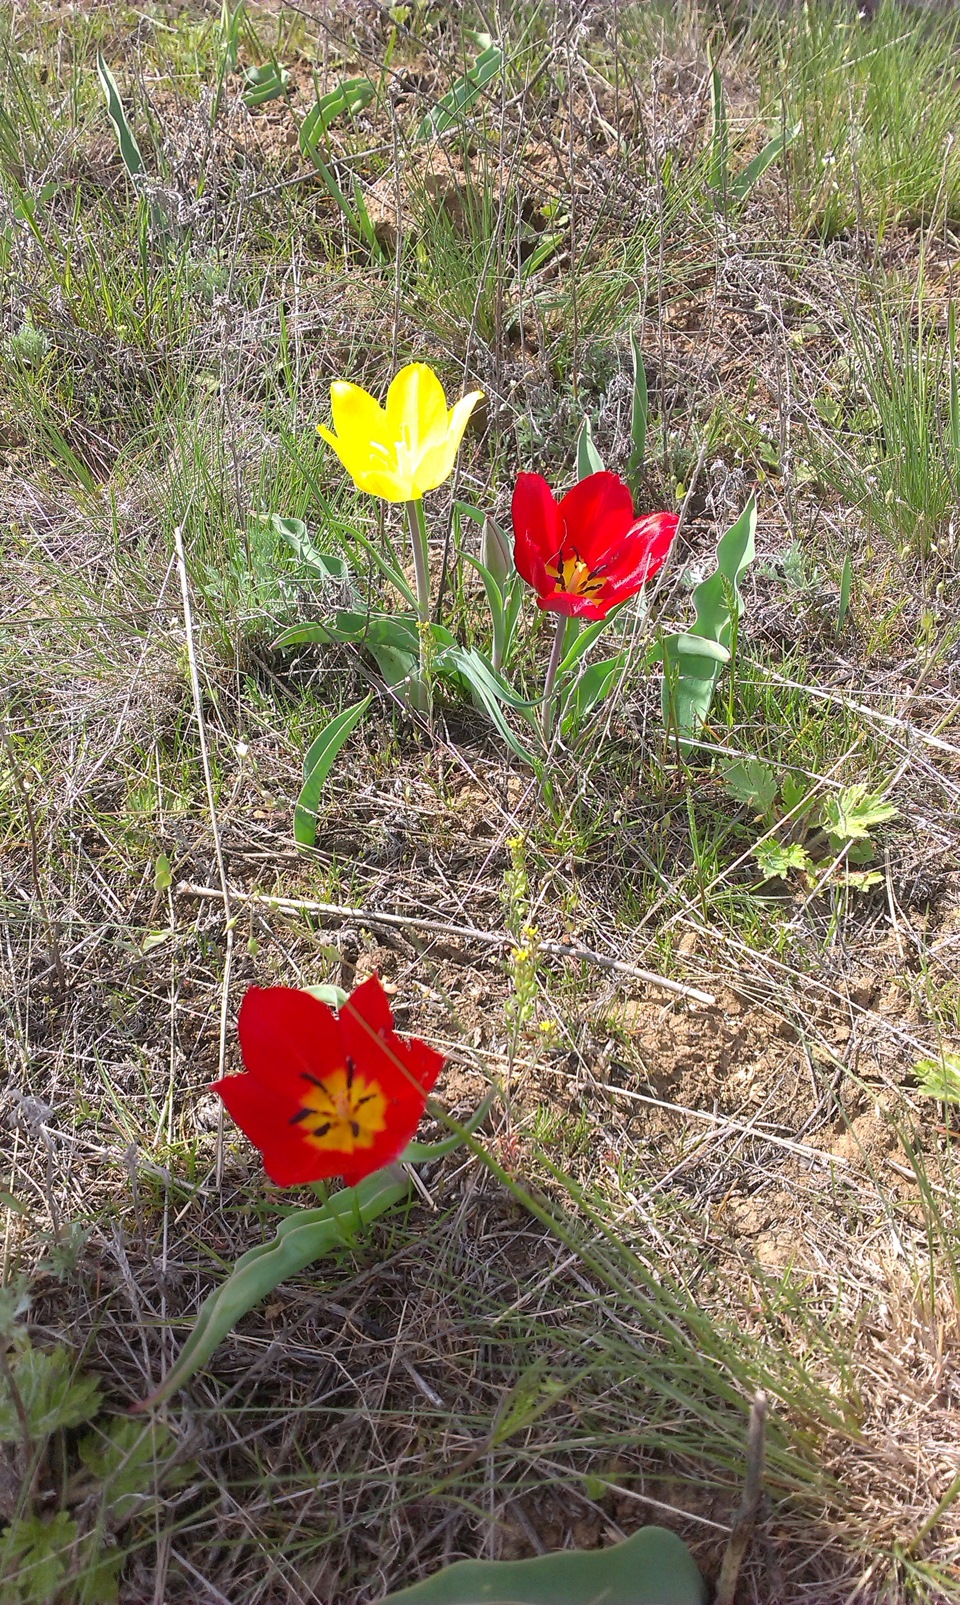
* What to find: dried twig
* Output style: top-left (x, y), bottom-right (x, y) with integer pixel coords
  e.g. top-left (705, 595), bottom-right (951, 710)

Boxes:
top-left (176, 881), bottom-right (716, 1006)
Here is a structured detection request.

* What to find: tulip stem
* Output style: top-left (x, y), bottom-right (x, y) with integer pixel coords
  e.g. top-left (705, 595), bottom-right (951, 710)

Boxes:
top-left (405, 498), bottom-right (431, 625)
top-left (541, 614), bottom-right (567, 747)
top-left (405, 498), bottom-right (433, 719)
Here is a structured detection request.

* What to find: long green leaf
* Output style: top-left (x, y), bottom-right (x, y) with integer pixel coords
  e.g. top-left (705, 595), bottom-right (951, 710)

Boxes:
top-left (271, 514), bottom-right (351, 582)
top-left (560, 654), bottom-right (624, 736)
top-left (730, 122), bottom-right (801, 204)
top-left (557, 613), bottom-right (617, 676)
top-left (438, 647), bottom-right (537, 765)
top-left (659, 495), bottom-right (756, 752)
top-left (628, 328), bottom-right (648, 485)
top-left (96, 54), bottom-right (144, 178)
top-left (687, 494), bottom-right (756, 652)
top-left (836, 551), bottom-right (852, 633)
top-left (136, 1168), bottom-right (411, 1411)
top-left (377, 1523), bottom-right (707, 1604)
top-left (300, 77), bottom-right (375, 161)
top-left (401, 1091), bottom-right (496, 1163)
top-left (576, 414), bottom-right (604, 479)
top-left (295, 694), bottom-right (372, 846)
top-left (416, 43), bottom-right (503, 141)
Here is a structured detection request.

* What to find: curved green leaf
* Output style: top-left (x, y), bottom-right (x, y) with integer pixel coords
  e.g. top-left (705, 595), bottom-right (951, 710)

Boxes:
top-left (660, 634), bottom-right (730, 752)
top-left (660, 496), bottom-right (756, 752)
top-left (300, 77), bottom-right (376, 160)
top-left (688, 495), bottom-right (756, 650)
top-left (96, 54), bottom-right (144, 178)
top-left (437, 646), bottom-right (537, 764)
top-left (401, 1091), bottom-right (496, 1163)
top-left (271, 515), bottom-right (351, 582)
top-left (560, 655), bottom-right (624, 736)
top-left (376, 1523), bottom-right (707, 1604)
top-left (416, 43), bottom-right (503, 142)
top-left (302, 983), bottom-right (348, 1008)
top-left (576, 414), bottom-right (604, 479)
top-left (136, 1167), bottom-right (412, 1411)
top-left (295, 694), bottom-right (371, 846)
top-left (731, 121), bottom-right (801, 204)
top-left (628, 328), bottom-right (648, 486)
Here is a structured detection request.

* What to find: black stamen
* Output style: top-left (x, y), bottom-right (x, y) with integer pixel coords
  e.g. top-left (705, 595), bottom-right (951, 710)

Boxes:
top-left (302, 1072), bottom-right (331, 1092)
top-left (289, 1108), bottom-right (311, 1125)
top-left (350, 1120), bottom-right (360, 1138)
top-left (312, 1121), bottom-right (332, 1137)
top-left (354, 1092), bottom-right (376, 1108)
top-left (346, 1056), bottom-right (356, 1089)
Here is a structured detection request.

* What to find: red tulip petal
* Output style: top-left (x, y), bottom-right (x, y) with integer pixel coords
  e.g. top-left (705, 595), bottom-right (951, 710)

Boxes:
top-left (538, 590), bottom-right (614, 620)
top-left (341, 972), bottom-right (394, 1037)
top-left (259, 1139), bottom-right (349, 1188)
top-left (341, 1006), bottom-right (440, 1107)
top-left (626, 510), bottom-right (680, 576)
top-left (597, 512), bottom-right (680, 599)
top-left (511, 473), bottom-right (559, 593)
top-left (556, 472), bottom-right (635, 567)
top-left (403, 1034), bottom-right (445, 1094)
top-left (341, 975), bottom-right (445, 1097)
top-left (211, 1070), bottom-right (303, 1153)
top-left (237, 986), bottom-right (344, 1100)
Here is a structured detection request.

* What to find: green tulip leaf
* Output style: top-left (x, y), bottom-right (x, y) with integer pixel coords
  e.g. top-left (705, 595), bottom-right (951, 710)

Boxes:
top-left (295, 694), bottom-right (372, 846)
top-left (730, 121), bottom-right (802, 204)
top-left (417, 44), bottom-right (503, 142)
top-left (576, 413), bottom-right (604, 479)
top-left (135, 1167), bottom-right (412, 1412)
top-left (271, 515), bottom-right (351, 583)
top-left (376, 1523), bottom-right (708, 1604)
top-left (627, 327), bottom-right (648, 488)
top-left (300, 77), bottom-right (376, 161)
top-left (560, 654), bottom-right (624, 736)
top-left (660, 495), bottom-right (756, 753)
top-left (96, 53), bottom-right (145, 177)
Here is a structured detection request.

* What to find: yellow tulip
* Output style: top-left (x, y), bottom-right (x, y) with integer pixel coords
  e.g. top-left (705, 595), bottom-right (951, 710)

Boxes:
top-left (318, 362), bottom-right (483, 502)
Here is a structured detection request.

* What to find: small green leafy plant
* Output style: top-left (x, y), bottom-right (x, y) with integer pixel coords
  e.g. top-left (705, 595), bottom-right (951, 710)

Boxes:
top-left (912, 1052), bottom-right (960, 1106)
top-left (720, 761), bottom-right (898, 890)
top-left (0, 1329), bottom-right (187, 1603)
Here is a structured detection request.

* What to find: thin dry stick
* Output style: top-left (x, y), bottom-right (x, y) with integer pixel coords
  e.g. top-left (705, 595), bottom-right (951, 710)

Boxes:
top-left (176, 881), bottom-right (716, 1005)
top-left (172, 524), bottom-right (234, 1184)
top-left (715, 1391), bottom-right (769, 1605)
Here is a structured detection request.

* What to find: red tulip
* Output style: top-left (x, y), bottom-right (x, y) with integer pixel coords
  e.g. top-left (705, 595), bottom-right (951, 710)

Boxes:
top-left (512, 471), bottom-right (678, 620)
top-left (212, 976), bottom-right (444, 1187)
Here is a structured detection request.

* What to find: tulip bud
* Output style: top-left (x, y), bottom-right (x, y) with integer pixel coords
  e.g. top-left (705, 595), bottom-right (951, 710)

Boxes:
top-left (481, 515), bottom-right (513, 591)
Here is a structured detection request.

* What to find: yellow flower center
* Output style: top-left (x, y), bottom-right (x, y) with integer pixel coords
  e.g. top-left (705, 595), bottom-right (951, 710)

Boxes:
top-left (291, 1059), bottom-right (388, 1155)
top-left (545, 550), bottom-right (606, 598)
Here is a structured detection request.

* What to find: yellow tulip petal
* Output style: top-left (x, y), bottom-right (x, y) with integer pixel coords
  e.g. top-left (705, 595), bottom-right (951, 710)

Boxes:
top-left (385, 363), bottom-right (449, 458)
top-left (413, 389), bottom-right (483, 494)
top-left (350, 464), bottom-right (417, 501)
top-left (328, 380), bottom-right (388, 455)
